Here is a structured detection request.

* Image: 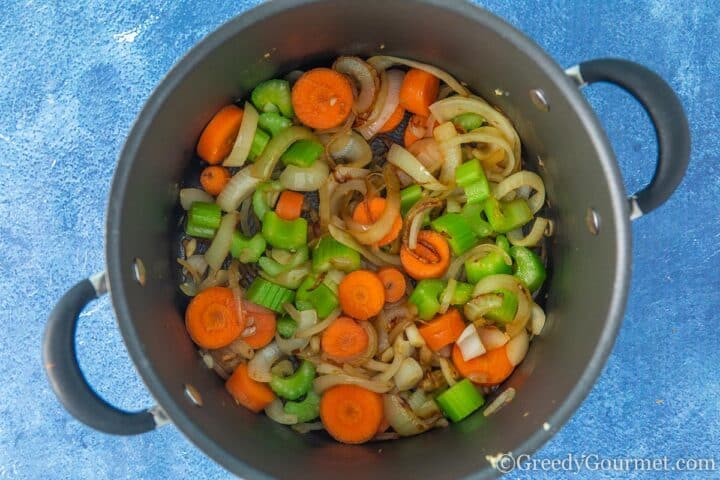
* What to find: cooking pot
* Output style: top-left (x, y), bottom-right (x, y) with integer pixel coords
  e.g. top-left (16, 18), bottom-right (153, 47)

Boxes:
top-left (43, 0), bottom-right (690, 478)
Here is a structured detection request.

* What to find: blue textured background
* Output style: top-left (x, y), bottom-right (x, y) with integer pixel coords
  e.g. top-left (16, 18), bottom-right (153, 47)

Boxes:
top-left (0, 1), bottom-right (717, 479)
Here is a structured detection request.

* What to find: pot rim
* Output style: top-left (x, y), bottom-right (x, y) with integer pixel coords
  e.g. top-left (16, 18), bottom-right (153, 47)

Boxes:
top-left (106, 0), bottom-right (631, 477)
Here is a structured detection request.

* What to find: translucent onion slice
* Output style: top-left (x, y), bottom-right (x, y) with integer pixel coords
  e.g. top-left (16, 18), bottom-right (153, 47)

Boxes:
top-left (445, 242), bottom-right (507, 281)
top-left (388, 144), bottom-right (446, 191)
top-left (530, 303), bottom-right (546, 336)
top-left (328, 223), bottom-right (402, 267)
top-left (434, 122), bottom-right (462, 184)
top-left (332, 56), bottom-right (379, 114)
top-left (393, 358), bottom-right (423, 391)
top-left (313, 373), bottom-right (393, 394)
top-left (180, 188), bottom-right (213, 210)
top-left (325, 130), bottom-right (373, 168)
top-left (404, 324), bottom-right (425, 348)
top-left (356, 69), bottom-right (389, 128)
top-left (441, 129), bottom-right (516, 179)
top-left (483, 387), bottom-right (516, 417)
top-left (367, 55), bottom-right (470, 96)
top-left (216, 167), bottom-right (261, 212)
top-left (248, 342), bottom-right (281, 382)
top-left (292, 422), bottom-right (324, 434)
top-left (224, 102), bottom-right (258, 167)
top-left (357, 69), bottom-right (404, 139)
top-left (472, 274), bottom-right (532, 337)
top-left (507, 217), bottom-right (550, 247)
top-left (456, 324), bottom-right (486, 362)
top-left (198, 269), bottom-right (228, 291)
top-left (265, 399), bottom-right (298, 425)
top-left (344, 165), bottom-right (400, 245)
top-left (382, 393), bottom-right (436, 436)
top-left (478, 327), bottom-right (510, 350)
top-left (493, 171), bottom-right (546, 214)
top-left (279, 160), bottom-right (330, 192)
top-left (408, 138), bottom-right (444, 176)
top-left (295, 308), bottom-right (341, 338)
top-left (204, 212), bottom-right (238, 271)
top-left (506, 329), bottom-right (529, 366)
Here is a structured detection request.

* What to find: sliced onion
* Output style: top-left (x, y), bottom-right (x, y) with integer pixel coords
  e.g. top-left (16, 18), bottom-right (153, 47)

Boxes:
top-left (415, 399), bottom-right (441, 419)
top-left (506, 329), bottom-right (529, 366)
top-left (507, 217), bottom-right (550, 247)
top-left (265, 399), bottom-right (298, 425)
top-left (216, 167), bottom-right (261, 212)
top-left (224, 102), bottom-right (258, 167)
top-left (478, 327), bottom-right (510, 350)
top-left (204, 212), bottom-right (238, 271)
top-left (349, 321), bottom-right (378, 365)
top-left (443, 128), bottom-right (516, 179)
top-left (439, 357), bottom-right (458, 386)
top-left (179, 281), bottom-right (198, 297)
top-left (238, 196), bottom-right (254, 236)
top-left (367, 56), bottom-right (470, 96)
top-left (198, 268), bottom-right (228, 291)
top-left (445, 242), bottom-right (507, 281)
top-left (325, 130), bottom-right (373, 168)
top-left (333, 56), bottom-right (379, 114)
top-left (530, 303), bottom-right (546, 336)
top-left (275, 332), bottom-right (309, 355)
top-left (393, 357), bottom-right (423, 391)
top-left (433, 121), bottom-right (462, 184)
top-left (374, 338), bottom-right (411, 382)
top-left (313, 373), bottom-right (393, 394)
top-left (321, 269), bottom-right (345, 296)
top-left (344, 165), bottom-right (400, 245)
top-left (332, 166), bottom-right (371, 183)
top-left (279, 160), bottom-right (330, 192)
top-left (388, 144), bottom-right (446, 191)
top-left (380, 346), bottom-right (395, 363)
top-left (402, 198), bottom-right (442, 250)
top-left (494, 171), bottom-right (545, 214)
top-left (439, 278), bottom-right (457, 315)
top-left (429, 96), bottom-right (520, 162)
top-left (363, 359), bottom-right (391, 372)
top-left (464, 293), bottom-right (503, 324)
top-left (404, 324), bottom-right (425, 348)
top-left (180, 188), bottom-right (213, 210)
top-left (248, 342), bottom-right (282, 382)
top-left (271, 359), bottom-right (294, 377)
top-left (292, 422), bottom-right (324, 433)
top-left (328, 223), bottom-right (402, 267)
top-left (408, 138), bottom-right (444, 175)
top-left (357, 69), bottom-right (404, 139)
top-left (296, 308), bottom-right (341, 338)
top-left (252, 126), bottom-right (318, 181)
top-left (457, 324), bottom-right (486, 362)
top-left (356, 69), bottom-right (389, 129)
top-left (260, 262), bottom-right (311, 289)
top-left (382, 393), bottom-right (434, 436)
top-left (319, 179), bottom-right (331, 232)
top-left (227, 260), bottom-right (246, 333)
top-left (472, 274), bottom-right (532, 337)
top-left (316, 362), bottom-right (343, 375)
top-left (328, 178), bottom-right (366, 219)
top-left (483, 387), bottom-right (516, 417)
top-left (177, 256), bottom-right (204, 284)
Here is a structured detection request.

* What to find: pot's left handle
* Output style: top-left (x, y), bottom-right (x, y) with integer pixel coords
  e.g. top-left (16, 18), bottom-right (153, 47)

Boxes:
top-left (43, 272), bottom-right (169, 435)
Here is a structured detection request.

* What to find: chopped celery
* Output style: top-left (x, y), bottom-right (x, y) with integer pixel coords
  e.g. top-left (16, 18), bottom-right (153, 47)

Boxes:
top-left (246, 277), bottom-right (295, 313)
top-left (435, 378), bottom-right (485, 422)
top-left (280, 140), bottom-right (323, 167)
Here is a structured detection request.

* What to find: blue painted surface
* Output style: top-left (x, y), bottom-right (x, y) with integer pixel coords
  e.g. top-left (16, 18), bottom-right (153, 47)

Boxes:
top-left (0, 0), bottom-right (717, 478)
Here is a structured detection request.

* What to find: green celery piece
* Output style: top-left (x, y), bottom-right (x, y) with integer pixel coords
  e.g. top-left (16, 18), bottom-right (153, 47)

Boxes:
top-left (246, 277), bottom-right (295, 313)
top-left (450, 282), bottom-right (474, 305)
top-left (188, 202), bottom-right (221, 230)
top-left (431, 213), bottom-right (478, 255)
top-left (276, 315), bottom-right (298, 338)
top-left (484, 196), bottom-right (533, 234)
top-left (510, 246), bottom-right (546, 292)
top-left (312, 236), bottom-right (361, 273)
top-left (465, 251), bottom-right (512, 284)
top-left (452, 113), bottom-right (485, 132)
top-left (400, 185), bottom-right (423, 216)
top-left (280, 139), bottom-right (324, 167)
top-left (284, 390), bottom-right (320, 422)
top-left (461, 202), bottom-right (493, 237)
top-left (247, 128), bottom-right (271, 161)
top-left (435, 378), bottom-right (485, 422)
top-left (296, 275), bottom-right (339, 319)
top-left (258, 112), bottom-right (292, 136)
top-left (251, 79), bottom-right (294, 117)
top-left (261, 211), bottom-right (308, 250)
top-left (230, 232), bottom-right (266, 263)
top-left (270, 361), bottom-right (315, 400)
top-left (409, 279), bottom-right (445, 320)
top-left (485, 288), bottom-right (518, 325)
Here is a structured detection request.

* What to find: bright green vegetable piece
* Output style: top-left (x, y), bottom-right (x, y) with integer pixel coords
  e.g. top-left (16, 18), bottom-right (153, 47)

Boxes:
top-left (495, 235), bottom-right (511, 255)
top-left (284, 390), bottom-right (321, 422)
top-left (260, 246), bottom-right (310, 276)
top-left (452, 113), bottom-right (485, 132)
top-left (400, 185), bottom-right (423, 216)
top-left (431, 213), bottom-right (478, 255)
top-left (188, 202), bottom-right (221, 230)
top-left (450, 282), bottom-right (474, 305)
top-left (258, 256), bottom-right (286, 276)
top-left (296, 275), bottom-right (339, 319)
top-left (312, 236), bottom-right (361, 273)
top-left (270, 360), bottom-right (316, 401)
top-left (511, 246), bottom-right (546, 292)
top-left (230, 232), bottom-right (266, 263)
top-left (409, 279), bottom-right (445, 320)
top-left (456, 159), bottom-right (490, 205)
top-left (251, 79), bottom-right (294, 117)
top-left (258, 111), bottom-right (293, 136)
top-left (253, 181), bottom-right (281, 220)
top-left (247, 128), bottom-right (271, 161)
top-left (277, 315), bottom-right (297, 338)
top-left (485, 288), bottom-right (518, 325)
top-left (185, 223), bottom-right (215, 239)
top-left (465, 251), bottom-right (512, 284)
top-left (435, 378), bottom-right (485, 422)
top-left (261, 211), bottom-right (308, 250)
top-left (246, 277), bottom-right (295, 313)
top-left (484, 196), bottom-right (533, 234)
top-left (280, 139), bottom-right (323, 167)
top-left (461, 202), bottom-right (493, 237)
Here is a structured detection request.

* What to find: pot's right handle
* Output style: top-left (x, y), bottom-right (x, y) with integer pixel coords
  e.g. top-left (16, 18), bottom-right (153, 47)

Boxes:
top-left (566, 58), bottom-right (690, 219)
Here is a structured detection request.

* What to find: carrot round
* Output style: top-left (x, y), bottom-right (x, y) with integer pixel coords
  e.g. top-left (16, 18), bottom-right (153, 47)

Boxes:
top-left (378, 104), bottom-right (405, 133)
top-left (338, 270), bottom-right (385, 321)
top-left (185, 286), bottom-right (245, 349)
top-left (321, 316), bottom-right (369, 361)
top-left (320, 384), bottom-right (384, 444)
top-left (352, 197), bottom-right (402, 247)
top-left (226, 363), bottom-right (276, 412)
top-left (241, 301), bottom-right (277, 349)
top-left (200, 165), bottom-right (231, 196)
top-left (399, 69), bottom-right (440, 117)
top-left (377, 267), bottom-right (406, 303)
top-left (196, 105), bottom-right (244, 164)
top-left (400, 230), bottom-right (450, 280)
top-left (452, 343), bottom-right (514, 386)
top-left (292, 68), bottom-right (354, 129)
top-left (275, 190), bottom-right (304, 221)
top-left (418, 308), bottom-right (465, 352)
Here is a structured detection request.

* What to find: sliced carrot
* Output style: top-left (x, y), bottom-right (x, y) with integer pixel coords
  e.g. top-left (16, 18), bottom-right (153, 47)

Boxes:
top-left (400, 230), bottom-right (451, 280)
top-left (338, 270), bottom-right (385, 321)
top-left (321, 316), bottom-right (369, 361)
top-left (352, 197), bottom-right (402, 247)
top-left (320, 384), bottom-right (384, 444)
top-left (275, 190), bottom-right (304, 221)
top-left (200, 165), bottom-right (231, 196)
top-left (404, 114), bottom-right (427, 148)
top-left (418, 308), bottom-right (465, 352)
top-left (376, 267), bottom-right (406, 303)
top-left (196, 105), bottom-right (244, 164)
top-left (226, 363), bottom-right (276, 412)
top-left (452, 343), bottom-right (514, 386)
top-left (378, 104), bottom-right (405, 133)
top-left (241, 300), bottom-right (277, 349)
top-left (185, 286), bottom-right (245, 349)
top-left (292, 68), bottom-right (354, 129)
top-left (399, 69), bottom-right (440, 117)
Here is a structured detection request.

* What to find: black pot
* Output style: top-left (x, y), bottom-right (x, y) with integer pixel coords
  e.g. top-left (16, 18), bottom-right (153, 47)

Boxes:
top-left (44, 1), bottom-right (690, 478)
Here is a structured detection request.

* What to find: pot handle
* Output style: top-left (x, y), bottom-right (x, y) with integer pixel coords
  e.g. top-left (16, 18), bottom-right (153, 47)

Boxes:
top-left (43, 272), bottom-right (168, 435)
top-left (566, 58), bottom-right (690, 220)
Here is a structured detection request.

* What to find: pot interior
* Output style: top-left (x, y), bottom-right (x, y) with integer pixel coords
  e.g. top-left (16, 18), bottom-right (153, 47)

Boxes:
top-left (107, 1), bottom-right (629, 478)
